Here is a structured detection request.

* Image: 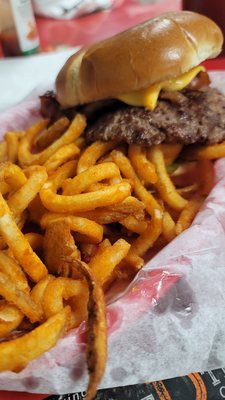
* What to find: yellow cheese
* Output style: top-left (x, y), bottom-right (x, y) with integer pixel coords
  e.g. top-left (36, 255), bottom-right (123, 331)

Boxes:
top-left (117, 65), bottom-right (205, 110)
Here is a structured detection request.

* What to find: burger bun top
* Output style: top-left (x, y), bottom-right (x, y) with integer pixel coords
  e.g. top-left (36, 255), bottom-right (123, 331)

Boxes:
top-left (56, 11), bottom-right (223, 107)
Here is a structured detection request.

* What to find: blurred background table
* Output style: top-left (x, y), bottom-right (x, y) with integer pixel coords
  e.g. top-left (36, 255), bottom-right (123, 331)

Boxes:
top-left (0, 0), bottom-right (182, 111)
top-left (35, 0), bottom-right (181, 52)
top-left (0, 0), bottom-right (181, 57)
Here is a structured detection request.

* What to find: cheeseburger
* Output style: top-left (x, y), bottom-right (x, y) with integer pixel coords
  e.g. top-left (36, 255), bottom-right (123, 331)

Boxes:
top-left (50, 11), bottom-right (225, 149)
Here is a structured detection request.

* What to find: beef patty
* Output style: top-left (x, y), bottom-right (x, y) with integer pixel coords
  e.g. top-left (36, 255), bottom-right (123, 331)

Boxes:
top-left (86, 87), bottom-right (225, 146)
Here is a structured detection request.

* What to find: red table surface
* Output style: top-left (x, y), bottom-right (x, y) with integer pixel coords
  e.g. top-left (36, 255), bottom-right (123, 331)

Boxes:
top-left (1, 1), bottom-right (225, 399)
top-left (36, 0), bottom-right (181, 51)
top-left (0, 0), bottom-right (181, 57)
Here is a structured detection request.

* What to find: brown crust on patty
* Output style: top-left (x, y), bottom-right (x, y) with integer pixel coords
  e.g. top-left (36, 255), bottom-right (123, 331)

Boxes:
top-left (86, 87), bottom-right (225, 146)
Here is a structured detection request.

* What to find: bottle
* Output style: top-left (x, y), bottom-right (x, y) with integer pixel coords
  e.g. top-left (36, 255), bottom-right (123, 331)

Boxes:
top-left (0, 0), bottom-right (39, 57)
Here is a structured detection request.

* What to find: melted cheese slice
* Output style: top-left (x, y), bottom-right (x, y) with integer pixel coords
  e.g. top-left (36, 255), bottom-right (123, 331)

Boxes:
top-left (117, 65), bottom-right (205, 110)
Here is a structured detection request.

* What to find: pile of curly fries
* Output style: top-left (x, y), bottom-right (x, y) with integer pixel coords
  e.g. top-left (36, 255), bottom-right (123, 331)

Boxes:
top-left (0, 111), bottom-right (222, 398)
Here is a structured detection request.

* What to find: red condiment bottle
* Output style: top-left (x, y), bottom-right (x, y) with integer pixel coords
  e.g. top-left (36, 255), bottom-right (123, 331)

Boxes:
top-left (0, 0), bottom-right (39, 57)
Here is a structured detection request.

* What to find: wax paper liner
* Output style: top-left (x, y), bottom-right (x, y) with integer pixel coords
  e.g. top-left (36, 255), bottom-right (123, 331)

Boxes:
top-left (1, 73), bottom-right (225, 394)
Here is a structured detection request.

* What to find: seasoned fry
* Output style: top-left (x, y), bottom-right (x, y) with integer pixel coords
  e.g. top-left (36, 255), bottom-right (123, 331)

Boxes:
top-left (0, 272), bottom-right (43, 323)
top-left (5, 131), bottom-right (21, 163)
top-left (67, 196), bottom-right (145, 224)
top-left (97, 238), bottom-right (111, 251)
top-left (198, 159), bottom-right (214, 196)
top-left (75, 136), bottom-right (85, 150)
top-left (31, 275), bottom-right (55, 308)
top-left (25, 233), bottom-right (44, 250)
top-left (0, 251), bottom-right (29, 293)
top-left (43, 277), bottom-right (84, 328)
top-left (67, 283), bottom-right (89, 328)
top-left (185, 140), bottom-right (225, 160)
top-left (126, 209), bottom-right (162, 267)
top-left (162, 211), bottom-right (176, 242)
top-left (41, 214), bottom-right (103, 244)
top-left (62, 162), bottom-right (121, 195)
top-left (0, 141), bottom-right (8, 162)
top-left (158, 143), bottom-right (183, 165)
top-left (18, 114), bottom-right (86, 167)
top-left (28, 194), bottom-right (47, 224)
top-left (120, 215), bottom-right (148, 234)
top-left (148, 146), bottom-right (188, 211)
top-left (69, 259), bottom-right (107, 400)
top-left (0, 303), bottom-right (23, 339)
top-left (175, 195), bottom-right (204, 235)
top-left (128, 144), bottom-right (157, 184)
top-left (7, 165), bottom-right (47, 216)
top-left (77, 140), bottom-right (116, 173)
top-left (0, 193), bottom-right (47, 282)
top-left (34, 117), bottom-right (70, 150)
top-left (111, 150), bottom-right (163, 253)
top-left (0, 307), bottom-right (71, 372)
top-left (0, 182), bottom-right (10, 195)
top-left (44, 143), bottom-right (80, 174)
top-left (89, 239), bottom-right (131, 287)
top-left (43, 220), bottom-right (81, 277)
top-left (15, 211), bottom-right (28, 232)
top-left (111, 150), bottom-right (162, 218)
top-left (18, 119), bottom-right (48, 165)
top-left (0, 162), bottom-right (27, 191)
top-left (85, 183), bottom-right (110, 192)
top-left (0, 103), bottom-right (220, 397)
top-left (40, 175), bottom-right (131, 213)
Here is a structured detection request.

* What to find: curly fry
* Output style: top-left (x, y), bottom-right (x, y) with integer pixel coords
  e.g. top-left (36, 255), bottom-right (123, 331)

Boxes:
top-left (0, 307), bottom-right (71, 372)
top-left (198, 159), bottom-right (214, 196)
top-left (128, 144), bottom-right (157, 184)
top-left (77, 141), bottom-right (116, 174)
top-left (0, 272), bottom-right (43, 323)
top-left (5, 131), bottom-right (22, 163)
top-left (158, 143), bottom-right (183, 165)
top-left (0, 302), bottom-right (23, 339)
top-left (34, 117), bottom-right (70, 150)
top-left (69, 259), bottom-right (107, 400)
top-left (43, 277), bottom-right (84, 328)
top-left (31, 275), bottom-right (55, 308)
top-left (41, 214), bottom-right (103, 244)
top-left (89, 238), bottom-right (130, 287)
top-left (0, 162), bottom-right (27, 191)
top-left (0, 141), bottom-right (8, 162)
top-left (7, 165), bottom-right (47, 216)
top-left (18, 114), bottom-right (86, 167)
top-left (44, 143), bottom-right (80, 174)
top-left (0, 251), bottom-right (29, 293)
top-left (162, 211), bottom-right (176, 242)
top-left (43, 220), bottom-right (81, 277)
top-left (40, 160), bottom-right (131, 213)
top-left (111, 150), bottom-right (162, 258)
top-left (175, 195), bottom-right (204, 235)
top-left (148, 145), bottom-right (187, 211)
top-left (185, 140), bottom-right (225, 160)
top-left (0, 193), bottom-right (47, 282)
top-left (62, 162), bottom-right (121, 195)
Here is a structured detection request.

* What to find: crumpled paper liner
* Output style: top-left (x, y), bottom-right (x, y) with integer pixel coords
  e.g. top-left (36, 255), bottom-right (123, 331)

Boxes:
top-left (0, 72), bottom-right (225, 394)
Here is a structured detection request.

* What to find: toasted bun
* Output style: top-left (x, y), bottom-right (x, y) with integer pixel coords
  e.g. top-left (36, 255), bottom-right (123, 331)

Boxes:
top-left (56, 11), bottom-right (223, 107)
